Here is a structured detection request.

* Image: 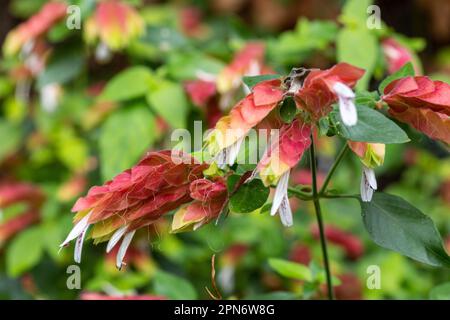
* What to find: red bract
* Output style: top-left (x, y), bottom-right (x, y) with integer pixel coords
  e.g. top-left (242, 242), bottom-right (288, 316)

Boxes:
top-left (217, 42), bottom-right (272, 93)
top-left (382, 38), bottom-right (420, 75)
top-left (85, 0), bottom-right (145, 50)
top-left (205, 79), bottom-right (284, 161)
top-left (0, 210), bottom-right (40, 245)
top-left (184, 80), bottom-right (217, 107)
top-left (0, 182), bottom-right (44, 208)
top-left (61, 150), bottom-right (208, 268)
top-left (382, 76), bottom-right (450, 144)
top-left (257, 118), bottom-right (311, 227)
top-left (3, 2), bottom-right (67, 56)
top-left (334, 273), bottom-right (362, 300)
top-left (311, 225), bottom-right (364, 260)
top-left (294, 63), bottom-right (365, 121)
top-left (289, 244), bottom-right (312, 266)
top-left (171, 177), bottom-right (228, 232)
top-left (257, 118), bottom-right (312, 186)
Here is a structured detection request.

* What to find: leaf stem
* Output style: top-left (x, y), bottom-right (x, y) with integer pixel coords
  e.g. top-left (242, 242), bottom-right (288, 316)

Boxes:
top-left (319, 143), bottom-right (348, 195)
top-left (309, 134), bottom-right (334, 300)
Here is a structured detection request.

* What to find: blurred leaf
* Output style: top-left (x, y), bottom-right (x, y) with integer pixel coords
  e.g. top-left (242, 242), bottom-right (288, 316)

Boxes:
top-left (99, 103), bottom-right (156, 180)
top-left (331, 105), bottom-right (409, 143)
top-left (429, 282), bottom-right (450, 300)
top-left (337, 28), bottom-right (378, 90)
top-left (37, 46), bottom-right (85, 89)
top-left (229, 179), bottom-right (269, 213)
top-left (54, 128), bottom-right (89, 171)
top-left (0, 77), bottom-right (13, 98)
top-left (153, 271), bottom-right (197, 300)
top-left (268, 258), bottom-right (312, 281)
top-left (9, 0), bottom-right (47, 18)
top-left (379, 62), bottom-right (415, 94)
top-left (146, 81), bottom-right (188, 128)
top-left (7, 227), bottom-right (44, 277)
top-left (243, 74), bottom-right (281, 90)
top-left (360, 193), bottom-right (450, 267)
top-left (268, 18), bottom-right (338, 65)
top-left (0, 120), bottom-right (22, 162)
top-left (339, 0), bottom-right (373, 28)
top-left (166, 52), bottom-right (225, 80)
top-left (99, 66), bottom-right (153, 102)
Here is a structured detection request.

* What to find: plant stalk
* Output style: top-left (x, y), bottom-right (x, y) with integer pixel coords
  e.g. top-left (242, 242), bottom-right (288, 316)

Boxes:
top-left (309, 134), bottom-right (334, 300)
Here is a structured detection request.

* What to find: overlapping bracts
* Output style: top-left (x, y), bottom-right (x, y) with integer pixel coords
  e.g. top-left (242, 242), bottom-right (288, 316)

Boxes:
top-left (382, 76), bottom-right (450, 144)
top-left (294, 63), bottom-right (365, 121)
top-left (205, 79), bottom-right (284, 157)
top-left (84, 0), bottom-right (145, 50)
top-left (257, 118), bottom-right (312, 186)
top-left (3, 2), bottom-right (67, 56)
top-left (61, 151), bottom-right (208, 267)
top-left (171, 177), bottom-right (228, 232)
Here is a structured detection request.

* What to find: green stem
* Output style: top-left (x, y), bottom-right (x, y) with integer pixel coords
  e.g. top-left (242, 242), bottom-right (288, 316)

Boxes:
top-left (287, 187), bottom-right (312, 200)
top-left (321, 193), bottom-right (358, 199)
top-left (309, 134), bottom-right (334, 300)
top-left (319, 144), bottom-right (348, 195)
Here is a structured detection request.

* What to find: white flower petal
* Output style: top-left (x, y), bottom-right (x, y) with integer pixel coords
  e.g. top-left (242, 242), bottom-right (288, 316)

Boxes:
top-left (116, 230), bottom-right (136, 270)
top-left (60, 211), bottom-right (92, 248)
top-left (227, 137), bottom-right (244, 166)
top-left (333, 82), bottom-right (357, 127)
top-left (106, 225), bottom-right (128, 253)
top-left (360, 168), bottom-right (374, 202)
top-left (95, 41), bottom-right (112, 63)
top-left (74, 225), bottom-right (89, 264)
top-left (363, 166), bottom-right (377, 190)
top-left (271, 171), bottom-right (290, 216)
top-left (338, 97), bottom-right (358, 126)
top-left (279, 195), bottom-right (293, 227)
top-left (333, 82), bottom-right (355, 98)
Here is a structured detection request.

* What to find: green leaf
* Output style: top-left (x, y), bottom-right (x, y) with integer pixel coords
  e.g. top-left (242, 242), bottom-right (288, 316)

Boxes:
top-left (378, 62), bottom-right (415, 94)
top-left (243, 74), bottom-right (281, 90)
top-left (429, 282), bottom-right (450, 300)
top-left (332, 105), bottom-right (409, 143)
top-left (7, 227), bottom-right (44, 277)
top-left (268, 258), bottom-right (312, 281)
top-left (37, 47), bottom-right (84, 89)
top-left (146, 81), bottom-right (188, 128)
top-left (337, 28), bottom-right (378, 90)
top-left (99, 103), bottom-right (156, 180)
top-left (0, 120), bottom-right (22, 162)
top-left (268, 18), bottom-right (338, 65)
top-left (360, 193), bottom-right (450, 267)
top-left (99, 66), bottom-right (153, 102)
top-left (229, 179), bottom-right (269, 213)
top-left (340, 0), bottom-right (373, 28)
top-left (279, 97), bottom-right (297, 123)
top-left (166, 51), bottom-right (225, 81)
top-left (355, 91), bottom-right (379, 108)
top-left (153, 271), bottom-right (197, 300)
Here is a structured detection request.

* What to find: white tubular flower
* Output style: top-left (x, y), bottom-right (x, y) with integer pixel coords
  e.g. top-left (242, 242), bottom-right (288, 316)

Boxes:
top-left (95, 41), bottom-right (112, 63)
top-left (270, 171), bottom-right (293, 227)
top-left (360, 165), bottom-right (377, 202)
top-left (214, 136), bottom-right (244, 169)
top-left (116, 230), bottom-right (136, 270)
top-left (333, 82), bottom-right (357, 126)
top-left (40, 83), bottom-right (62, 113)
